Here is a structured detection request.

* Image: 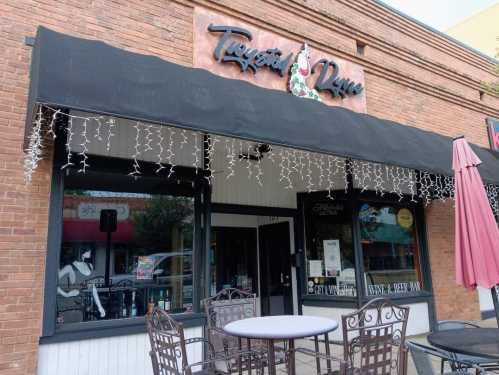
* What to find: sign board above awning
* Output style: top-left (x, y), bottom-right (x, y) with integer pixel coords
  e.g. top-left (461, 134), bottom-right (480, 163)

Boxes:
top-left (25, 27), bottom-right (499, 184)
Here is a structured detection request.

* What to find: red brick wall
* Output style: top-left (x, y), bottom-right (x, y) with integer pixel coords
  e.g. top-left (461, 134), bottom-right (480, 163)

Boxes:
top-left (426, 201), bottom-right (480, 321)
top-left (0, 0), bottom-right (494, 373)
top-left (0, 1), bottom-right (193, 374)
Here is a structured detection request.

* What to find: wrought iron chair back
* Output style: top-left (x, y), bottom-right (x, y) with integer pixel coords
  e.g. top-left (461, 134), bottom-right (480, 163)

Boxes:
top-left (202, 288), bottom-right (261, 373)
top-left (341, 298), bottom-right (410, 375)
top-left (147, 308), bottom-right (190, 375)
top-left (203, 288), bottom-right (257, 330)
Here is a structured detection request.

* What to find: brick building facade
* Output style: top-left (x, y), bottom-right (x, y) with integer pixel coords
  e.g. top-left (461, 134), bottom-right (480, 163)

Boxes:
top-left (0, 1), bottom-right (498, 374)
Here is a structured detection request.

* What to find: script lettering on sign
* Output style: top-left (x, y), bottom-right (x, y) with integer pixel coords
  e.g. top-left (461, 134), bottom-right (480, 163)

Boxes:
top-left (207, 23), bottom-right (364, 102)
top-left (312, 59), bottom-right (364, 98)
top-left (208, 24), bottom-right (293, 77)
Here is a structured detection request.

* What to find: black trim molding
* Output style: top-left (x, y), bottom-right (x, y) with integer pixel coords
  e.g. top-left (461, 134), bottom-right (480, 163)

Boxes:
top-left (40, 313), bottom-right (206, 345)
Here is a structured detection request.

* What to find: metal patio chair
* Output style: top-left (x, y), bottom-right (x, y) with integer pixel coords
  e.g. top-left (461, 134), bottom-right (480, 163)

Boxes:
top-left (437, 320), bottom-right (499, 373)
top-left (407, 341), bottom-right (491, 375)
top-left (292, 298), bottom-right (409, 375)
top-left (340, 298), bottom-right (410, 374)
top-left (146, 307), bottom-right (264, 375)
top-left (202, 288), bottom-right (286, 374)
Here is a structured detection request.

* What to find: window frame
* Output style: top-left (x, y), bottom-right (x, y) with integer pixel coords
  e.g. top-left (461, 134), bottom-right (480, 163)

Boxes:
top-left (298, 188), bottom-right (434, 309)
top-left (41, 135), bottom-right (207, 344)
top-left (302, 195), bottom-right (358, 303)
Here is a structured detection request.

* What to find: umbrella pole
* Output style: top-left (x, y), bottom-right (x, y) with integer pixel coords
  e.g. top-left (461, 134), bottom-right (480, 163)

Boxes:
top-left (491, 286), bottom-right (499, 327)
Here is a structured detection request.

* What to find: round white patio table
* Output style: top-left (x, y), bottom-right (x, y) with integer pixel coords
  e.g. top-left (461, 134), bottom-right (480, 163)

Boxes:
top-left (224, 315), bottom-right (339, 375)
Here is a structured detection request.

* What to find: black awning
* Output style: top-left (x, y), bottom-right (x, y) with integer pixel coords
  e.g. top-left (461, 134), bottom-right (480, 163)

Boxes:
top-left (26, 27), bottom-right (499, 184)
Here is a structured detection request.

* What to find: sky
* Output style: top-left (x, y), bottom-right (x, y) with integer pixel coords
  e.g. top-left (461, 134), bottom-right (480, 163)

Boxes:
top-left (379, 0), bottom-right (499, 31)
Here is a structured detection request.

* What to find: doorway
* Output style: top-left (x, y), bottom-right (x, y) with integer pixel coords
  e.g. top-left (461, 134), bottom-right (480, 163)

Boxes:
top-left (259, 222), bottom-right (293, 316)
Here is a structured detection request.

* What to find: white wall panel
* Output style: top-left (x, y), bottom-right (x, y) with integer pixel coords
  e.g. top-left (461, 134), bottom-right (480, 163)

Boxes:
top-left (211, 137), bottom-right (346, 208)
top-left (37, 327), bottom-right (203, 375)
top-left (302, 301), bottom-right (430, 340)
top-left (70, 110), bottom-right (200, 168)
top-left (478, 286), bottom-right (496, 314)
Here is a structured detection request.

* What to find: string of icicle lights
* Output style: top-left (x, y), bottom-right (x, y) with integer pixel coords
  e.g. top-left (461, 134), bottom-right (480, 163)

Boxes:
top-left (23, 105), bottom-right (499, 217)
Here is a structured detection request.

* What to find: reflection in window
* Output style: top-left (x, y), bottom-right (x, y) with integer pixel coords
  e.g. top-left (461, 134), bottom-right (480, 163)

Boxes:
top-left (56, 180), bottom-right (194, 327)
top-left (210, 227), bottom-right (258, 296)
top-left (305, 202), bottom-right (356, 297)
top-left (359, 203), bottom-right (422, 296)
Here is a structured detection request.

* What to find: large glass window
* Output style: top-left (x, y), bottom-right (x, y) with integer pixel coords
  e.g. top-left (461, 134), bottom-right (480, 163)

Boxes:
top-left (359, 203), bottom-right (423, 296)
top-left (305, 201), bottom-right (357, 297)
top-left (56, 172), bottom-right (195, 327)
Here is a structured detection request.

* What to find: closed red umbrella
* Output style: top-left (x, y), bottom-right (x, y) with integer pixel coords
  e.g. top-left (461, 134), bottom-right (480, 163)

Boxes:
top-left (453, 137), bottom-right (499, 323)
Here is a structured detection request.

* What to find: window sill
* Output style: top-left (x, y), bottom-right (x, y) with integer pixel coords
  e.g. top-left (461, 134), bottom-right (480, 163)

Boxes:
top-left (39, 312), bottom-right (206, 345)
top-left (301, 291), bottom-right (432, 308)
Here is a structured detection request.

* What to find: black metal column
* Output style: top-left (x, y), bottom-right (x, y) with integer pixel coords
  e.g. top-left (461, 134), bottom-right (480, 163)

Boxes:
top-left (491, 286), bottom-right (499, 327)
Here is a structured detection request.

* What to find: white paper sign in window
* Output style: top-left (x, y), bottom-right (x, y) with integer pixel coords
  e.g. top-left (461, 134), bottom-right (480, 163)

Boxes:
top-left (323, 239), bottom-right (341, 277)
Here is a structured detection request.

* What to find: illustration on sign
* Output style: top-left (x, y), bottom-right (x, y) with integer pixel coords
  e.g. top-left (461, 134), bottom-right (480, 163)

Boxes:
top-left (487, 118), bottom-right (499, 151)
top-left (289, 43), bottom-right (322, 101)
top-left (208, 24), bottom-right (364, 100)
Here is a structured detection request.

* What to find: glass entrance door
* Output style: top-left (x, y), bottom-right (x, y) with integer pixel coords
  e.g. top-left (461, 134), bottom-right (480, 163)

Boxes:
top-left (259, 222), bottom-right (293, 316)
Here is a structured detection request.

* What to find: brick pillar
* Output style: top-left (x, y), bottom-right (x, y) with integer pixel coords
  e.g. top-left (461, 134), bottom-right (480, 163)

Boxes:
top-left (426, 201), bottom-right (481, 321)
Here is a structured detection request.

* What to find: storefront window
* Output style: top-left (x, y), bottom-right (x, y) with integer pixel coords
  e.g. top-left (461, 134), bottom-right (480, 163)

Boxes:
top-left (56, 173), bottom-right (194, 327)
top-left (210, 227), bottom-right (258, 295)
top-left (305, 201), bottom-right (357, 297)
top-left (359, 203), bottom-right (422, 296)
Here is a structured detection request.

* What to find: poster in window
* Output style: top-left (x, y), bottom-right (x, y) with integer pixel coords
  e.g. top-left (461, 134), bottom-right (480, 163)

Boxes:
top-left (309, 260), bottom-right (323, 277)
top-left (487, 117), bottom-right (499, 151)
top-left (324, 239), bottom-right (341, 277)
top-left (397, 208), bottom-right (414, 229)
top-left (136, 256), bottom-right (155, 280)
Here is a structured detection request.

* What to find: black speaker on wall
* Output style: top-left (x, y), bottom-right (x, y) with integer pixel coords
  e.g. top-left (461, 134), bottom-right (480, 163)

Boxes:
top-left (99, 209), bottom-right (117, 233)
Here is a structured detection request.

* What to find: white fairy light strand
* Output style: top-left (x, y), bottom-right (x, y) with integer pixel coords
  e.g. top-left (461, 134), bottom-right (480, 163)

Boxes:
top-left (23, 106), bottom-right (44, 182)
top-left (166, 128), bottom-right (176, 179)
top-left (144, 124), bottom-right (153, 153)
top-left (106, 118), bottom-right (116, 152)
top-left (155, 126), bottom-right (166, 173)
top-left (46, 109), bottom-right (60, 140)
top-left (225, 138), bottom-right (236, 180)
top-left (306, 152), bottom-right (314, 193)
top-left (192, 132), bottom-right (201, 173)
top-left (246, 142), bottom-right (253, 181)
top-left (204, 135), bottom-right (218, 184)
top-left (180, 130), bottom-right (188, 149)
top-left (255, 143), bottom-right (264, 187)
top-left (78, 118), bottom-right (90, 173)
top-left (326, 155), bottom-right (337, 199)
top-left (61, 117), bottom-right (75, 170)
top-left (128, 122), bottom-right (142, 177)
top-left (94, 116), bottom-right (103, 141)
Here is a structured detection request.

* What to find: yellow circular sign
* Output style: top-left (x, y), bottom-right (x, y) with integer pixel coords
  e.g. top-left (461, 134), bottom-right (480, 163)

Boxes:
top-left (397, 208), bottom-right (414, 229)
